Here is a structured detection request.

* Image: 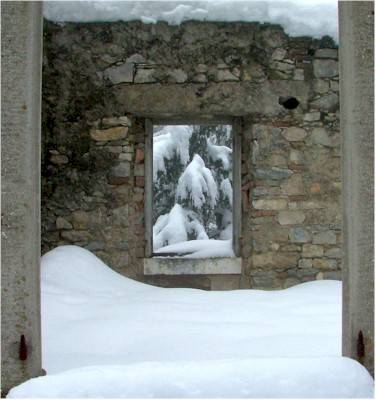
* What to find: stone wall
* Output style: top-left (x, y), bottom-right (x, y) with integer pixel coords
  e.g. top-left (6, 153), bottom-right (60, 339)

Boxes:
top-left (42, 19), bottom-right (341, 289)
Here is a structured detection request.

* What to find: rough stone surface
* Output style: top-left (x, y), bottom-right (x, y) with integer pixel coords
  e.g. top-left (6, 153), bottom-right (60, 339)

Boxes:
top-left (313, 230), bottom-right (337, 245)
top-left (313, 59), bottom-right (339, 78)
top-left (281, 127), bottom-right (307, 141)
top-left (289, 227), bottom-right (311, 243)
top-left (90, 126), bottom-right (128, 141)
top-left (302, 244), bottom-right (324, 258)
top-left (104, 62), bottom-right (134, 84)
top-left (277, 211), bottom-right (305, 225)
top-left (41, 19), bottom-right (341, 293)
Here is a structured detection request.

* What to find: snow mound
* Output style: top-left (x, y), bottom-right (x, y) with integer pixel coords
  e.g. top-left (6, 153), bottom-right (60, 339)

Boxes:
top-left (7, 357), bottom-right (374, 398)
top-left (43, 1), bottom-right (339, 41)
top-left (10, 245), bottom-right (372, 398)
top-left (41, 245), bottom-right (149, 295)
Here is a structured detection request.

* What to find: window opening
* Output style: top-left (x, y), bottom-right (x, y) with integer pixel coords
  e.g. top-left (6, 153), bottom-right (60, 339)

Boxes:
top-left (151, 124), bottom-right (235, 258)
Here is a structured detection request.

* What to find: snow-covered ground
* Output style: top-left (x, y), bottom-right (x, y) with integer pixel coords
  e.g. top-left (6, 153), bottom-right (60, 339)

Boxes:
top-left (8, 246), bottom-right (374, 398)
top-left (43, 1), bottom-right (339, 41)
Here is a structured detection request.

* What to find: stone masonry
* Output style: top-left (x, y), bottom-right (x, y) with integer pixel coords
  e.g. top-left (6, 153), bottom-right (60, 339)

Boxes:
top-left (42, 20), bottom-right (341, 290)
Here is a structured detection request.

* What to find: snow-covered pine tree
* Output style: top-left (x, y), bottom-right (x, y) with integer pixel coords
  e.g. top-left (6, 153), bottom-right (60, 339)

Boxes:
top-left (153, 124), bottom-right (233, 250)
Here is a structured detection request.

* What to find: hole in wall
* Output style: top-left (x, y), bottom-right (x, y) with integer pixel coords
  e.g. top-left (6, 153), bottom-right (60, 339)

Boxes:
top-left (278, 96), bottom-right (300, 110)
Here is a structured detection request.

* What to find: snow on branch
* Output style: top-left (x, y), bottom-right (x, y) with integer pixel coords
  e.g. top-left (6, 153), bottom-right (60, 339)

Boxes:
top-left (153, 204), bottom-right (208, 250)
top-left (176, 154), bottom-right (218, 209)
top-left (153, 125), bottom-right (192, 181)
top-left (207, 138), bottom-right (232, 170)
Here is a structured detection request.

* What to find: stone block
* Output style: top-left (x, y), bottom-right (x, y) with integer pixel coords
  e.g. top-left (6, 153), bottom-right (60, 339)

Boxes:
top-left (134, 164), bottom-right (144, 177)
top-left (310, 93), bottom-right (339, 112)
top-left (61, 230), bottom-right (91, 242)
top-left (119, 153), bottom-right (132, 161)
top-left (271, 48), bottom-right (287, 60)
top-left (311, 128), bottom-right (340, 147)
top-left (277, 210), bottom-right (305, 225)
top-left (312, 259), bottom-right (337, 270)
top-left (318, 271), bottom-right (341, 280)
top-left (283, 277), bottom-right (300, 288)
top-left (330, 80), bottom-right (339, 91)
top-left (253, 198), bottom-right (288, 210)
top-left (134, 68), bottom-right (157, 83)
top-left (313, 230), bottom-right (337, 245)
top-left (253, 167), bottom-right (293, 180)
top-left (90, 126), bottom-right (128, 142)
top-left (85, 241), bottom-right (105, 251)
top-left (325, 247), bottom-right (342, 259)
top-left (107, 145), bottom-right (123, 153)
top-left (289, 227), bottom-right (311, 243)
top-left (135, 176), bottom-right (145, 187)
top-left (108, 162), bottom-right (131, 184)
top-left (168, 69), bottom-right (188, 83)
top-left (313, 79), bottom-right (330, 94)
top-left (281, 174), bottom-right (304, 195)
top-left (195, 64), bottom-right (208, 73)
top-left (298, 258), bottom-right (313, 269)
top-left (56, 217), bottom-right (72, 230)
top-left (71, 210), bottom-right (89, 230)
top-left (271, 61), bottom-right (294, 72)
top-left (314, 48), bottom-right (338, 59)
top-left (302, 244), bottom-right (324, 257)
top-left (293, 69), bottom-right (304, 80)
top-left (281, 127), bottom-right (307, 142)
top-left (216, 69), bottom-right (239, 82)
top-left (289, 150), bottom-right (305, 165)
top-left (251, 252), bottom-right (299, 268)
top-left (193, 74), bottom-right (208, 83)
top-left (104, 62), bottom-right (134, 84)
top-left (125, 53), bottom-right (146, 63)
top-left (310, 183), bottom-right (321, 194)
top-left (50, 154), bottom-right (69, 165)
top-left (135, 148), bottom-right (144, 163)
top-left (101, 116), bottom-right (131, 128)
top-left (313, 59), bottom-right (339, 78)
top-left (303, 112), bottom-right (321, 122)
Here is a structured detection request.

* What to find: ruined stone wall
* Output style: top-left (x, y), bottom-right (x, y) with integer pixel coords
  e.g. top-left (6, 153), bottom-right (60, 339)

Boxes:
top-left (42, 19), bottom-right (341, 289)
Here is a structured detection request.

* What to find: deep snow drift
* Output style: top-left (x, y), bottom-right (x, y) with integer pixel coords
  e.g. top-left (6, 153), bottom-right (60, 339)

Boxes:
top-left (43, 1), bottom-right (339, 41)
top-left (8, 246), bottom-right (374, 398)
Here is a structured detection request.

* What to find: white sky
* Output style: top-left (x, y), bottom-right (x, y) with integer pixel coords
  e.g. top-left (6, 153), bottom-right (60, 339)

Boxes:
top-left (43, 1), bottom-right (339, 40)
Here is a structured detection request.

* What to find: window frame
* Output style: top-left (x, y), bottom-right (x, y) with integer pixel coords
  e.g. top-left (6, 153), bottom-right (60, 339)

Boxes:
top-left (144, 117), bottom-right (242, 259)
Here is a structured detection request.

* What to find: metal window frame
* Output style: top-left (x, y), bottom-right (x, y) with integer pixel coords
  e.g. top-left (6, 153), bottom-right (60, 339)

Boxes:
top-left (145, 117), bottom-right (242, 259)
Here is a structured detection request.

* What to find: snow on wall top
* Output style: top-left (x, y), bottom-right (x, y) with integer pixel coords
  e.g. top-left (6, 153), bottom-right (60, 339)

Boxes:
top-left (43, 1), bottom-right (339, 41)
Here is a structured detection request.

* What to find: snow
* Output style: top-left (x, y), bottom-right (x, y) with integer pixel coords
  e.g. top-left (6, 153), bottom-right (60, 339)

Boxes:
top-left (153, 125), bottom-right (192, 180)
top-left (220, 177), bottom-right (233, 206)
top-left (153, 203), bottom-right (190, 250)
top-left (7, 245), bottom-right (374, 398)
top-left (153, 203), bottom-right (213, 250)
top-left (43, 1), bottom-right (339, 41)
top-left (176, 154), bottom-right (218, 208)
top-left (155, 238), bottom-right (234, 258)
top-left (207, 138), bottom-right (232, 171)
top-left (8, 358), bottom-right (374, 399)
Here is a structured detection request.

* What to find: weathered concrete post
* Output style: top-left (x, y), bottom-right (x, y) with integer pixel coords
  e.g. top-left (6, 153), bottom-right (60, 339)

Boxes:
top-left (1, 1), bottom-right (43, 394)
top-left (339, 2), bottom-right (374, 376)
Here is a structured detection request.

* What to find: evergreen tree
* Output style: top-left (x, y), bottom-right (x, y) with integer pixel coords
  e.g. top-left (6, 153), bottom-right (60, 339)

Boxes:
top-left (153, 124), bottom-right (233, 250)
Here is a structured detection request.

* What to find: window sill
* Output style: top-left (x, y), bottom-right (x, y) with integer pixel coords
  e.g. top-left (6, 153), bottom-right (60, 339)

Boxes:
top-left (143, 257), bottom-right (242, 275)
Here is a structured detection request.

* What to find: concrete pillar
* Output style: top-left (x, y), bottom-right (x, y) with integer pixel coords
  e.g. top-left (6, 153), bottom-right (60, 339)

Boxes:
top-left (1, 1), bottom-right (43, 394)
top-left (339, 2), bottom-right (374, 376)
